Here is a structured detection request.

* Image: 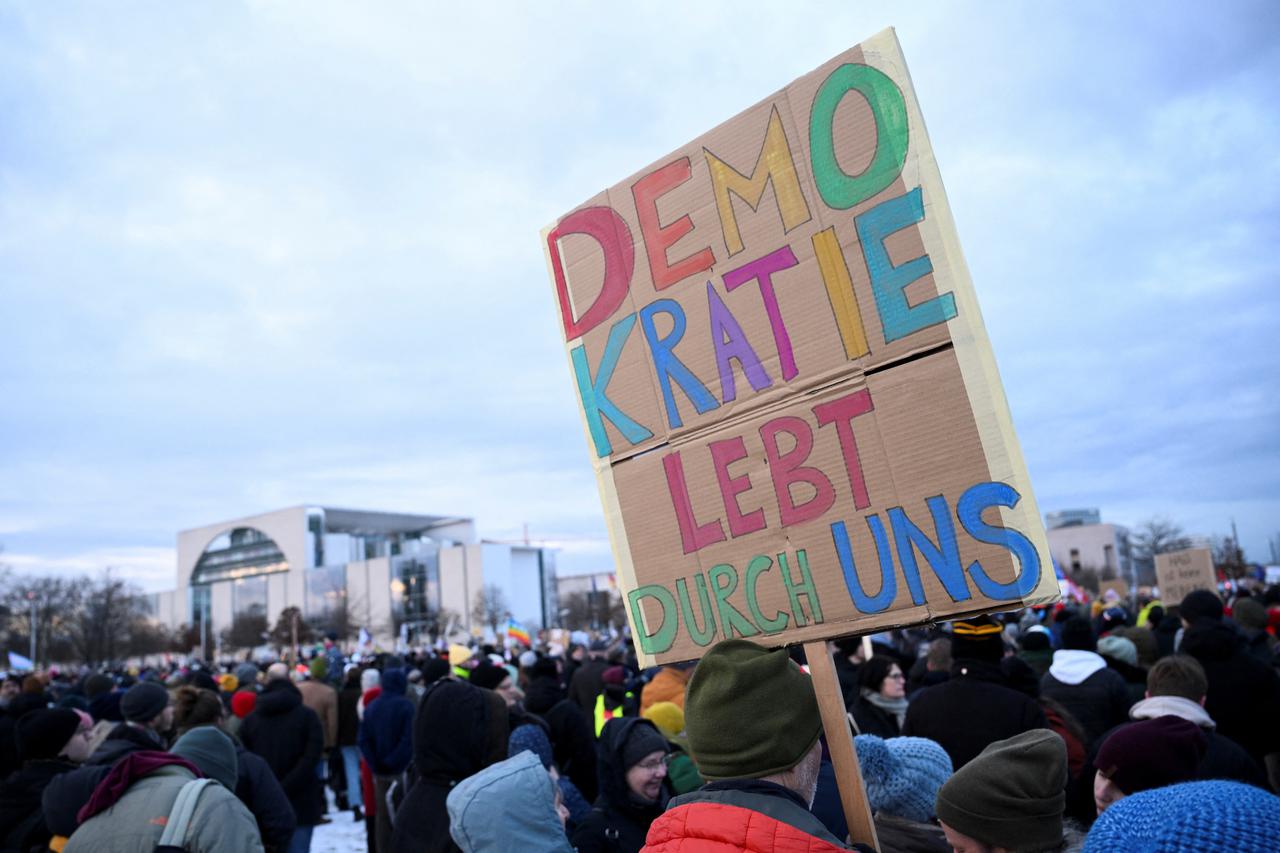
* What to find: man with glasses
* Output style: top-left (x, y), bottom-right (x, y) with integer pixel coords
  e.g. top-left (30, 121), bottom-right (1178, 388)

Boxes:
top-left (571, 717), bottom-right (670, 853)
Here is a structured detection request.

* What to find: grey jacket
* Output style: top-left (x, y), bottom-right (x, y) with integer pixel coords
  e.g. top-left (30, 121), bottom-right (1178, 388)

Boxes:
top-left (64, 765), bottom-right (264, 853)
top-left (447, 751), bottom-right (572, 852)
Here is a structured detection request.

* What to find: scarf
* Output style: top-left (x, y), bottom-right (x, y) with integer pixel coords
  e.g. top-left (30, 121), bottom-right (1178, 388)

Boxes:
top-left (77, 751), bottom-right (202, 823)
top-left (861, 688), bottom-right (909, 728)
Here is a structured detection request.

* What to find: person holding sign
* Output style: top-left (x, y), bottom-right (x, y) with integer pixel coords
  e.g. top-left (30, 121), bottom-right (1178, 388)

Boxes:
top-left (641, 640), bottom-right (867, 852)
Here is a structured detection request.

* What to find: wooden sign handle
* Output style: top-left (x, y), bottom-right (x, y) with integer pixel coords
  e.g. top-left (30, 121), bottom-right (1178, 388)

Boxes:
top-left (805, 640), bottom-right (880, 852)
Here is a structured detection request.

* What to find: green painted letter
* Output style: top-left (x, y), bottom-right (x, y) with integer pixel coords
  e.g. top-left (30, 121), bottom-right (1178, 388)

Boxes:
top-left (744, 554), bottom-right (790, 634)
top-left (779, 549), bottom-right (824, 626)
top-left (708, 563), bottom-right (760, 639)
top-left (809, 63), bottom-right (909, 210)
top-left (628, 584), bottom-right (679, 655)
top-left (676, 575), bottom-right (718, 647)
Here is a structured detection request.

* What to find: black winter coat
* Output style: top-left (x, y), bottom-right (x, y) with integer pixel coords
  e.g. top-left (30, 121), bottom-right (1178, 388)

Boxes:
top-left (234, 739), bottom-right (297, 852)
top-left (570, 717), bottom-right (669, 853)
top-left (1041, 666), bottom-right (1132, 748)
top-left (903, 660), bottom-right (1047, 769)
top-left (389, 679), bottom-right (509, 853)
top-left (1182, 620), bottom-right (1280, 765)
top-left (240, 679), bottom-right (325, 826)
top-left (40, 722), bottom-right (167, 839)
top-left (568, 658), bottom-right (610, 718)
top-left (0, 759), bottom-right (75, 853)
top-left (526, 675), bottom-right (599, 802)
top-left (337, 682), bottom-right (361, 747)
top-left (850, 695), bottom-right (902, 738)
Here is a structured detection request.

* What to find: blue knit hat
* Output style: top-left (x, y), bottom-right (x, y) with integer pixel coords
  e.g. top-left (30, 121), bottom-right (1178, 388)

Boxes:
top-left (1084, 781), bottom-right (1280, 852)
top-left (853, 735), bottom-right (952, 823)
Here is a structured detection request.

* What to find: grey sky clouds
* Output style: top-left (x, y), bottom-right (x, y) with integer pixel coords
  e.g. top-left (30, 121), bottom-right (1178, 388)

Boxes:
top-left (2, 2), bottom-right (1277, 590)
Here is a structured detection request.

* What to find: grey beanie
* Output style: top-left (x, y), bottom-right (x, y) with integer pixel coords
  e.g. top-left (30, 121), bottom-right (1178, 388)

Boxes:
top-left (120, 682), bottom-right (170, 724)
top-left (171, 727), bottom-right (238, 789)
top-left (234, 663), bottom-right (260, 686)
top-left (621, 720), bottom-right (670, 770)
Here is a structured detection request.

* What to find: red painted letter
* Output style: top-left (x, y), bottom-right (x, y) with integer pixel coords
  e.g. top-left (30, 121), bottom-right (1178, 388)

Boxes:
top-left (760, 416), bottom-right (835, 527)
top-left (663, 450), bottom-right (726, 554)
top-left (710, 436), bottom-right (765, 538)
top-left (632, 158), bottom-right (715, 290)
top-left (813, 388), bottom-right (875, 510)
top-left (547, 206), bottom-right (634, 341)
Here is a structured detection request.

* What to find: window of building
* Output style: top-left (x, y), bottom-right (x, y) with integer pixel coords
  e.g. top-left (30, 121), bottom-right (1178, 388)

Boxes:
top-left (192, 527), bottom-right (289, 585)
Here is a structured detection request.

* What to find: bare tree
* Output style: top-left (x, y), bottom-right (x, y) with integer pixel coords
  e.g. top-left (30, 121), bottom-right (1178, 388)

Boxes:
top-left (1130, 518), bottom-right (1192, 585)
top-left (471, 585), bottom-right (510, 636)
top-left (269, 606), bottom-right (314, 656)
top-left (222, 610), bottom-right (270, 651)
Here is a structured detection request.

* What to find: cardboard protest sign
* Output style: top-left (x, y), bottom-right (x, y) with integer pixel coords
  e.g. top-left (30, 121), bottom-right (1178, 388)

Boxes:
top-left (1155, 548), bottom-right (1217, 605)
top-left (543, 27), bottom-right (1058, 666)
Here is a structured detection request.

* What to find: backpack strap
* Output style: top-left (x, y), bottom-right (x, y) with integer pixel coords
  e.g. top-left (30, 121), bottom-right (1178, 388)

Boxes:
top-left (155, 777), bottom-right (215, 851)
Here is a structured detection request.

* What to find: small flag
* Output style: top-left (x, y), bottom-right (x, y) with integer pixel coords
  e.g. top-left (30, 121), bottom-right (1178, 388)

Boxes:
top-left (506, 618), bottom-right (530, 646)
top-left (8, 651), bottom-right (33, 671)
top-left (358, 627), bottom-right (371, 648)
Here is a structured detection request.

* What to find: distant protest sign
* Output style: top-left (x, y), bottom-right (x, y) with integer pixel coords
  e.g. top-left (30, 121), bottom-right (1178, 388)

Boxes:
top-left (1155, 548), bottom-right (1217, 605)
top-left (543, 28), bottom-right (1058, 665)
top-left (1100, 579), bottom-right (1130, 602)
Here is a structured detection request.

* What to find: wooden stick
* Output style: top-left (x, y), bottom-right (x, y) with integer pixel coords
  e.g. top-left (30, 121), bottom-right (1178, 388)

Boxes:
top-left (805, 640), bottom-right (880, 852)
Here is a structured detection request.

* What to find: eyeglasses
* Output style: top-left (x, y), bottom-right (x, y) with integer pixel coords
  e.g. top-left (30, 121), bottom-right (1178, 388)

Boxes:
top-left (886, 672), bottom-right (905, 681)
top-left (634, 755), bottom-right (671, 772)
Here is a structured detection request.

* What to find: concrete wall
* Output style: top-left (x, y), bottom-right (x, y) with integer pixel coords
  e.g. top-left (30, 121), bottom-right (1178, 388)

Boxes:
top-left (1047, 523), bottom-right (1129, 577)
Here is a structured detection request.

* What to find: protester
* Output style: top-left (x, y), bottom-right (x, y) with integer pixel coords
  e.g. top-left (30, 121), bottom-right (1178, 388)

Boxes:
top-left (904, 616), bottom-right (1047, 769)
top-left (1232, 596), bottom-right (1276, 665)
top-left (935, 729), bottom-right (1080, 852)
top-left (852, 734), bottom-right (952, 851)
top-left (509, 718), bottom-right (592, 826)
top-left (101, 680), bottom-right (173, 759)
top-left (240, 664), bottom-right (324, 853)
top-left (359, 667), bottom-right (415, 853)
top-left (572, 717), bottom-right (670, 853)
top-left (525, 656), bottom-right (599, 802)
top-left (63, 726), bottom-right (263, 852)
top-left (1178, 589), bottom-right (1280, 770)
top-left (642, 639), bottom-right (855, 852)
top-left (568, 639), bottom-right (611, 718)
top-left (172, 685), bottom-right (296, 852)
top-left (337, 665), bottom-right (364, 820)
top-left (1039, 617), bottom-right (1131, 747)
top-left (641, 701), bottom-right (701, 795)
top-left (297, 659), bottom-right (339, 759)
top-left (638, 662), bottom-right (692, 715)
top-left (0, 708), bottom-right (89, 852)
top-left (1083, 780), bottom-right (1280, 852)
top-left (850, 656), bottom-right (907, 738)
top-left (390, 679), bottom-right (510, 853)
top-left (446, 750), bottom-right (573, 852)
top-left (1092, 715), bottom-right (1206, 815)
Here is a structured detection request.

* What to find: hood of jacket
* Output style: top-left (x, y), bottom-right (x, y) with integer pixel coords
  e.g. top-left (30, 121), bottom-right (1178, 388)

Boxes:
top-left (1049, 649), bottom-right (1107, 685)
top-left (446, 750), bottom-right (572, 852)
top-left (88, 722), bottom-right (165, 765)
top-left (596, 716), bottom-right (670, 818)
top-left (381, 668), bottom-right (408, 698)
top-left (524, 676), bottom-right (567, 715)
top-left (414, 680), bottom-right (498, 786)
top-left (1130, 695), bottom-right (1216, 729)
top-left (1180, 620), bottom-right (1245, 662)
top-left (254, 679), bottom-right (303, 716)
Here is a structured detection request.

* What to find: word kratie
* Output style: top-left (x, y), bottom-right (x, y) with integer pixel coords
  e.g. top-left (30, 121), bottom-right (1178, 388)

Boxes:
top-left (548, 64), bottom-right (955, 459)
top-left (629, 479), bottom-right (1042, 655)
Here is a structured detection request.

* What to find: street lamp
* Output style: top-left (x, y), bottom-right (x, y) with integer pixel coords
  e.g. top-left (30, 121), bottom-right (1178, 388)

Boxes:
top-left (26, 591), bottom-right (36, 667)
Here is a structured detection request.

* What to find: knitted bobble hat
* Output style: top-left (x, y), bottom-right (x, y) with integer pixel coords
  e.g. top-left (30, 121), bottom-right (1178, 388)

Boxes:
top-left (854, 735), bottom-right (953, 823)
top-left (1083, 781), bottom-right (1280, 853)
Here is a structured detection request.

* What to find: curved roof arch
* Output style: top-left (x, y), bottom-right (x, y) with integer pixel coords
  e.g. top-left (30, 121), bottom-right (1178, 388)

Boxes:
top-left (191, 526), bottom-right (289, 585)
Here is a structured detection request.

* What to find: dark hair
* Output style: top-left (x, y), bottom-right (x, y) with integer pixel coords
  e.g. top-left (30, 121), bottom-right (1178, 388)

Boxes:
top-left (1061, 617), bottom-right (1097, 652)
top-left (926, 637), bottom-right (953, 669)
top-left (1147, 655), bottom-right (1208, 702)
top-left (858, 656), bottom-right (900, 693)
top-left (172, 686), bottom-right (223, 734)
top-left (1179, 590), bottom-right (1223, 624)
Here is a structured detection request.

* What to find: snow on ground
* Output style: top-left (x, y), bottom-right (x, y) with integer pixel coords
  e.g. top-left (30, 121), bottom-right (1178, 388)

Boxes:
top-left (312, 786), bottom-right (369, 853)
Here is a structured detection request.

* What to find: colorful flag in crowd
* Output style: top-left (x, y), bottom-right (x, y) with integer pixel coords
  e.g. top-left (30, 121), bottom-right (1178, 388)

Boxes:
top-left (506, 618), bottom-right (530, 646)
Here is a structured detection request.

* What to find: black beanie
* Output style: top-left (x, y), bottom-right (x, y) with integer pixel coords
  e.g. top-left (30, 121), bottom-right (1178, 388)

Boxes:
top-left (1019, 630), bottom-right (1051, 652)
top-left (121, 681), bottom-right (170, 723)
top-left (1060, 617), bottom-right (1097, 652)
top-left (17, 708), bottom-right (81, 762)
top-left (950, 616), bottom-right (1004, 662)
top-left (83, 673), bottom-right (114, 700)
top-left (621, 720), bottom-right (670, 770)
top-left (470, 660), bottom-right (509, 691)
top-left (1180, 590), bottom-right (1223, 624)
top-left (421, 658), bottom-right (450, 685)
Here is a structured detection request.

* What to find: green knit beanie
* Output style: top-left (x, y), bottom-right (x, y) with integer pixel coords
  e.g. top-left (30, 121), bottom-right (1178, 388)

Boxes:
top-left (935, 729), bottom-right (1066, 852)
top-left (309, 657), bottom-right (328, 680)
top-left (684, 639), bottom-right (821, 781)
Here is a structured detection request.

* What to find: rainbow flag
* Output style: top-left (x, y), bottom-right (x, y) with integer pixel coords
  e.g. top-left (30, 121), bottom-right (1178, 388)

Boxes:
top-left (506, 618), bottom-right (530, 646)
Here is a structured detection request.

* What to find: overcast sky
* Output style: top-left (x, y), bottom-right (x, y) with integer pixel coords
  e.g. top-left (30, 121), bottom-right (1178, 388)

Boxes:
top-left (2, 2), bottom-right (1277, 591)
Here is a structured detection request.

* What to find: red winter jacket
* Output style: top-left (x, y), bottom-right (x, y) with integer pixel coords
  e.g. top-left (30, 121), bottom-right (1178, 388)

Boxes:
top-left (642, 782), bottom-right (851, 853)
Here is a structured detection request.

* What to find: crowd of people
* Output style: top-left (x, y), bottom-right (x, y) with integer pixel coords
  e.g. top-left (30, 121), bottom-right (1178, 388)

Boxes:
top-left (2, 582), bottom-right (1280, 852)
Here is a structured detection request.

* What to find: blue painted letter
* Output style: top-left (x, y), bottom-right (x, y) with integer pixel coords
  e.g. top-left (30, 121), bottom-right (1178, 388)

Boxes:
top-left (571, 313), bottom-right (654, 458)
top-left (889, 497), bottom-right (971, 605)
top-left (640, 299), bottom-right (720, 429)
top-left (957, 481), bottom-right (1041, 599)
top-left (832, 515), bottom-right (897, 613)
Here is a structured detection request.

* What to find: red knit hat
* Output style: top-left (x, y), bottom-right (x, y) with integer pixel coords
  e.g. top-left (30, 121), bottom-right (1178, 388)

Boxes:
top-left (230, 690), bottom-right (257, 719)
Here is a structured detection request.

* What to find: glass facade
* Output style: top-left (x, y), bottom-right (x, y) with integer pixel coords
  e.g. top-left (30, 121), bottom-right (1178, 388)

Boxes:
top-left (305, 564), bottom-right (347, 623)
top-left (192, 527), bottom-right (288, 585)
top-left (391, 546), bottom-right (441, 635)
top-left (233, 575), bottom-right (269, 619)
